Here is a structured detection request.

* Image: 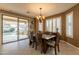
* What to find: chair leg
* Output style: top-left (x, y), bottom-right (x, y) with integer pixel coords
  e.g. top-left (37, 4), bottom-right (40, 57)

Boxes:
top-left (40, 45), bottom-right (43, 54)
top-left (55, 46), bottom-right (57, 55)
top-left (35, 43), bottom-right (37, 50)
top-left (58, 44), bottom-right (60, 52)
top-left (29, 40), bottom-right (32, 46)
top-left (32, 42), bottom-right (34, 48)
top-left (41, 50), bottom-right (43, 54)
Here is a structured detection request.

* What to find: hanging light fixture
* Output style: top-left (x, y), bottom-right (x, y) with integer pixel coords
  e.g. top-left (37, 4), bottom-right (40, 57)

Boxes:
top-left (36, 8), bottom-right (45, 22)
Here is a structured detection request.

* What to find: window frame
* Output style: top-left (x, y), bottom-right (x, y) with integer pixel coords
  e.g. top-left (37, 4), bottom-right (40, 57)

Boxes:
top-left (66, 11), bottom-right (73, 38)
top-left (45, 19), bottom-right (53, 32)
top-left (52, 16), bottom-right (61, 34)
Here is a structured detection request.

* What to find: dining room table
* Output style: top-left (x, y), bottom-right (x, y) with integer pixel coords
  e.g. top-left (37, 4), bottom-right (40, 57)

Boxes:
top-left (41, 34), bottom-right (56, 54)
top-left (33, 33), bottom-right (56, 54)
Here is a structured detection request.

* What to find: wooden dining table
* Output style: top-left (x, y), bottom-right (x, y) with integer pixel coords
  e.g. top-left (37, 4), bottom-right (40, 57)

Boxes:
top-left (33, 33), bottom-right (56, 54)
top-left (41, 34), bottom-right (56, 53)
top-left (33, 34), bottom-right (56, 39)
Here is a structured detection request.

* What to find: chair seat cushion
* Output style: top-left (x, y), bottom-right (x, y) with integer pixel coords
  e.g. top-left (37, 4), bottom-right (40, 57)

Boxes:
top-left (47, 41), bottom-right (55, 46)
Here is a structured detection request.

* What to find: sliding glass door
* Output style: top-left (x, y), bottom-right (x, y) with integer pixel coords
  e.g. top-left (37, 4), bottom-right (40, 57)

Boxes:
top-left (3, 15), bottom-right (18, 43)
top-left (19, 19), bottom-right (28, 40)
top-left (2, 15), bottom-right (28, 44)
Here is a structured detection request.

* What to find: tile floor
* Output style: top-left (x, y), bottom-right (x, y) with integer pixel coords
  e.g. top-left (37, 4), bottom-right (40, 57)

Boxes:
top-left (0, 39), bottom-right (79, 55)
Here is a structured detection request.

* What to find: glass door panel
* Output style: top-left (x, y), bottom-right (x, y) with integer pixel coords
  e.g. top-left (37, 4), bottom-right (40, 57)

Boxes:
top-left (19, 19), bottom-right (28, 40)
top-left (3, 15), bottom-right (17, 43)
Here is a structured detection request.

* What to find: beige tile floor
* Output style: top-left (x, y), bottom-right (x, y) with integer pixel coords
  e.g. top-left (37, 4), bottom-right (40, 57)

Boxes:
top-left (0, 39), bottom-right (79, 55)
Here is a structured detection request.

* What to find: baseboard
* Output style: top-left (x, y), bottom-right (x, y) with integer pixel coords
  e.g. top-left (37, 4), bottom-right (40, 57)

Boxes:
top-left (61, 40), bottom-right (79, 49)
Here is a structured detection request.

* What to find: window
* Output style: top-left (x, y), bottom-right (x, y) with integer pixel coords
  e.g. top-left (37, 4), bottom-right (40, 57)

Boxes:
top-left (66, 12), bottom-right (73, 38)
top-left (38, 21), bottom-right (43, 31)
top-left (19, 19), bottom-right (28, 40)
top-left (2, 15), bottom-right (29, 43)
top-left (53, 18), bottom-right (57, 32)
top-left (53, 17), bottom-right (61, 34)
top-left (57, 17), bottom-right (61, 34)
top-left (46, 19), bottom-right (53, 32)
top-left (3, 15), bottom-right (18, 43)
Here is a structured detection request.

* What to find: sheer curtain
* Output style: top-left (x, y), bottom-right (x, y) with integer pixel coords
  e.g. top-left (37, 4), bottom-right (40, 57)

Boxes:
top-left (57, 17), bottom-right (61, 34)
top-left (53, 17), bottom-right (61, 34)
top-left (46, 19), bottom-right (53, 32)
top-left (53, 18), bottom-right (57, 32)
top-left (66, 12), bottom-right (73, 38)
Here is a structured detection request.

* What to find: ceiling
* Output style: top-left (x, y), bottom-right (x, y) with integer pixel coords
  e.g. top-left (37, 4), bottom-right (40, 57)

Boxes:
top-left (0, 3), bottom-right (77, 18)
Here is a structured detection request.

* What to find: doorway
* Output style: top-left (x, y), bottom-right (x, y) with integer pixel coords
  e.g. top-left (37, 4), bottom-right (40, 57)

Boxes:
top-left (2, 15), bottom-right (28, 44)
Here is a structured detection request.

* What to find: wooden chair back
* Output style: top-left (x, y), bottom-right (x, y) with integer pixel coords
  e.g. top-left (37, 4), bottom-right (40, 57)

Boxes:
top-left (55, 32), bottom-right (61, 45)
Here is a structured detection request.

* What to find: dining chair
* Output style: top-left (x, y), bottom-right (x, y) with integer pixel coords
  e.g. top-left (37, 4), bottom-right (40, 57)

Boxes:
top-left (35, 32), bottom-right (39, 49)
top-left (46, 32), bottom-right (61, 55)
top-left (35, 32), bottom-right (43, 53)
top-left (29, 32), bottom-right (36, 48)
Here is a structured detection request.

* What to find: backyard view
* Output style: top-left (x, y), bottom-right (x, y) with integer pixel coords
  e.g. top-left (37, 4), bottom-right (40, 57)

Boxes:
top-left (19, 19), bottom-right (28, 40)
top-left (3, 15), bottom-right (28, 43)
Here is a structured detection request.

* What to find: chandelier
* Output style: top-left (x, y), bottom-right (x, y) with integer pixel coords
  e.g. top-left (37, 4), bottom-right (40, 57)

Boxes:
top-left (36, 8), bottom-right (45, 22)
